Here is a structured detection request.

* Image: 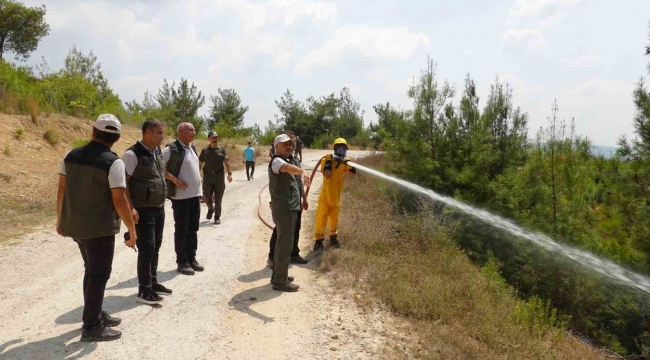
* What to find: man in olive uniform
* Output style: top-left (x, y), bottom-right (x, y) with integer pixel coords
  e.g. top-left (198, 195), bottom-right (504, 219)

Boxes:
top-left (123, 118), bottom-right (170, 305)
top-left (199, 131), bottom-right (232, 225)
top-left (268, 134), bottom-right (310, 292)
top-left (56, 114), bottom-right (137, 342)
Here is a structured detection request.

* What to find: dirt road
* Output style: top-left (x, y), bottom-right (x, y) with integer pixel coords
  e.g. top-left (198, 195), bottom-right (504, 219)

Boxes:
top-left (0, 150), bottom-right (397, 360)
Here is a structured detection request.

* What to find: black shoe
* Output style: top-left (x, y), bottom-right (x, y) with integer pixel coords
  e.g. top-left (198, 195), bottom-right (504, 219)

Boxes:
top-left (313, 239), bottom-right (324, 252)
top-left (329, 235), bottom-right (343, 249)
top-left (177, 263), bottom-right (195, 275)
top-left (290, 255), bottom-right (309, 264)
top-left (152, 283), bottom-right (172, 295)
top-left (101, 311), bottom-right (121, 327)
top-left (207, 209), bottom-right (214, 220)
top-left (267, 256), bottom-right (274, 269)
top-left (272, 282), bottom-right (299, 292)
top-left (190, 260), bottom-right (205, 272)
top-left (81, 325), bottom-right (122, 342)
top-left (214, 218), bottom-right (221, 225)
top-left (136, 289), bottom-right (164, 305)
top-left (270, 275), bottom-right (294, 283)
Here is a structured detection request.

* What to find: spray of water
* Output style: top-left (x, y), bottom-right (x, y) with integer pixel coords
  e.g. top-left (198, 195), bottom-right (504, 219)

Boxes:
top-left (348, 161), bottom-right (650, 295)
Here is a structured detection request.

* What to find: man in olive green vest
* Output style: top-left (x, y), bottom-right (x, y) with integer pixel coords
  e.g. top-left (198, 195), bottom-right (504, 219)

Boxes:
top-left (268, 134), bottom-right (310, 292)
top-left (123, 118), bottom-right (170, 305)
top-left (56, 114), bottom-right (137, 342)
top-left (199, 131), bottom-right (232, 225)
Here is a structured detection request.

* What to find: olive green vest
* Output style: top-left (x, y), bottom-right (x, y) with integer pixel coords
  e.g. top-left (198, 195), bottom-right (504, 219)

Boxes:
top-left (200, 145), bottom-right (227, 173)
top-left (165, 140), bottom-right (197, 198)
top-left (268, 155), bottom-right (301, 212)
top-left (60, 141), bottom-right (121, 239)
top-left (127, 141), bottom-right (167, 208)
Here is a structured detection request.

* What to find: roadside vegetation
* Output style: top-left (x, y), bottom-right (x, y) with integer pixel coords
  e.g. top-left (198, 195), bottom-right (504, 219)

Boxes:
top-left (323, 154), bottom-right (603, 359)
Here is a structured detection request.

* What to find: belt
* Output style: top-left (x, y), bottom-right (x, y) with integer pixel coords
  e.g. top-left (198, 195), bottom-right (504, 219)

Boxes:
top-left (203, 170), bottom-right (224, 174)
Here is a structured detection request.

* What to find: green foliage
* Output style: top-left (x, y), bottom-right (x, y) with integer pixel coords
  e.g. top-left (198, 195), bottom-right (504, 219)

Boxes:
top-left (207, 88), bottom-right (249, 130)
top-left (13, 127), bottom-right (23, 139)
top-left (0, 0), bottom-right (50, 61)
top-left (72, 138), bottom-right (89, 148)
top-left (43, 128), bottom-right (58, 145)
top-left (512, 296), bottom-right (569, 338)
top-left (273, 87), bottom-right (364, 147)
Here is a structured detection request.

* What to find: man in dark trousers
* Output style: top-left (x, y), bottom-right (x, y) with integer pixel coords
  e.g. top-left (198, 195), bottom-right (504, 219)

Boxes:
top-left (267, 131), bottom-right (309, 268)
top-left (199, 131), bottom-right (232, 224)
top-left (123, 118), bottom-right (170, 305)
top-left (243, 141), bottom-right (256, 180)
top-left (294, 135), bottom-right (303, 162)
top-left (164, 122), bottom-right (205, 276)
top-left (268, 134), bottom-right (310, 292)
top-left (56, 114), bottom-right (137, 342)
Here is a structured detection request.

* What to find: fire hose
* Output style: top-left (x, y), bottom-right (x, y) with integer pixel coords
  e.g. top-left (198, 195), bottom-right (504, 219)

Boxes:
top-left (257, 156), bottom-right (326, 229)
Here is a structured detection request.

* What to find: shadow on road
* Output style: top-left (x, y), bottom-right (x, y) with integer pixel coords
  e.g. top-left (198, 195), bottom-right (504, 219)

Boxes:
top-left (106, 269), bottom-right (180, 291)
top-left (0, 329), bottom-right (97, 360)
top-left (237, 267), bottom-right (271, 283)
top-left (228, 284), bottom-right (281, 324)
top-left (55, 295), bottom-right (161, 325)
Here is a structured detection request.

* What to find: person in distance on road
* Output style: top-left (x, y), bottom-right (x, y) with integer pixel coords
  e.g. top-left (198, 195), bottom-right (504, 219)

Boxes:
top-left (267, 131), bottom-right (309, 269)
top-left (56, 114), bottom-right (137, 342)
top-left (199, 131), bottom-right (232, 224)
top-left (268, 133), bottom-right (311, 292)
top-left (164, 123), bottom-right (205, 275)
top-left (294, 135), bottom-right (303, 162)
top-left (123, 118), bottom-right (170, 305)
top-left (312, 138), bottom-right (356, 252)
top-left (243, 141), bottom-right (256, 180)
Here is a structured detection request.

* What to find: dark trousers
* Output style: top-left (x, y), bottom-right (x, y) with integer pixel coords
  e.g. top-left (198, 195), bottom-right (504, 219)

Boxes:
top-left (269, 210), bottom-right (302, 258)
top-left (295, 150), bottom-right (302, 162)
top-left (271, 210), bottom-right (299, 286)
top-left (246, 161), bottom-right (255, 179)
top-left (171, 197), bottom-right (200, 264)
top-left (135, 207), bottom-right (165, 291)
top-left (203, 172), bottom-right (225, 219)
top-left (75, 236), bottom-right (115, 329)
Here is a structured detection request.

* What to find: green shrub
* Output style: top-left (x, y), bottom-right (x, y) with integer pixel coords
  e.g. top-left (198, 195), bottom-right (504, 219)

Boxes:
top-left (14, 128), bottom-right (24, 140)
top-left (512, 295), bottom-right (569, 339)
top-left (43, 129), bottom-right (59, 146)
top-left (72, 139), bottom-right (90, 148)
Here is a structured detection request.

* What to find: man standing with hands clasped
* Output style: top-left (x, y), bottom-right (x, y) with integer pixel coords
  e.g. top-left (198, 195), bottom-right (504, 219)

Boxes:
top-left (268, 134), bottom-right (310, 292)
top-left (123, 118), bottom-right (171, 305)
top-left (199, 131), bottom-right (232, 224)
top-left (164, 123), bottom-right (205, 276)
top-left (56, 114), bottom-right (137, 342)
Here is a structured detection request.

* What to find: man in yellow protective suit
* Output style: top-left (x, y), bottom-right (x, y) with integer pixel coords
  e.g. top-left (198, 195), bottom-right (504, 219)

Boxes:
top-left (313, 138), bottom-right (356, 251)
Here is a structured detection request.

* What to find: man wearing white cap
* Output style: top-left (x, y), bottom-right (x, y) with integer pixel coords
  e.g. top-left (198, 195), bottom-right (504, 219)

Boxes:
top-left (268, 134), bottom-right (310, 292)
top-left (56, 114), bottom-right (137, 342)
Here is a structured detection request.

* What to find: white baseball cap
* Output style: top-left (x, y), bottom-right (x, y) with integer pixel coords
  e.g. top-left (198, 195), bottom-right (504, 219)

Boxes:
top-left (94, 114), bottom-right (122, 134)
top-left (273, 133), bottom-right (291, 148)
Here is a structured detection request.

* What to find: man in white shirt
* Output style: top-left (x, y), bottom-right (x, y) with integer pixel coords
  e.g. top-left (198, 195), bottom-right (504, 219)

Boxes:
top-left (163, 122), bottom-right (205, 275)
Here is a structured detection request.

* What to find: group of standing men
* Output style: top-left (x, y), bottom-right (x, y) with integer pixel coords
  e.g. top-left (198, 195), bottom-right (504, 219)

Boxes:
top-left (56, 115), bottom-right (233, 342)
top-left (55, 113), bottom-right (355, 342)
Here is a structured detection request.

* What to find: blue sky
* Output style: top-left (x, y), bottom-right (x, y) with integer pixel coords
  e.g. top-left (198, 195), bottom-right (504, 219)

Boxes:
top-left (11, 0), bottom-right (650, 146)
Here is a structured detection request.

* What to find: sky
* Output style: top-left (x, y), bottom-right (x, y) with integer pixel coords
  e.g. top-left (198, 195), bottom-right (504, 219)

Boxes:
top-left (9, 0), bottom-right (650, 146)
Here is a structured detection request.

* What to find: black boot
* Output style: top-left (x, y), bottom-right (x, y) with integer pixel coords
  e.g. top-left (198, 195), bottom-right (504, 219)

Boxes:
top-left (329, 235), bottom-right (343, 249)
top-left (101, 311), bottom-right (121, 327)
top-left (313, 239), bottom-right (324, 252)
top-left (206, 209), bottom-right (214, 220)
top-left (80, 324), bottom-right (122, 342)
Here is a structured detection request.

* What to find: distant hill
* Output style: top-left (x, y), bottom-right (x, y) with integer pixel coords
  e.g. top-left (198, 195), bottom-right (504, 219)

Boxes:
top-left (592, 145), bottom-right (618, 158)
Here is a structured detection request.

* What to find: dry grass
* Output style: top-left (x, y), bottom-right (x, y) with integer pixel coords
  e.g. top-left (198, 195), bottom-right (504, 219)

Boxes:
top-left (28, 98), bottom-right (39, 125)
top-left (318, 155), bottom-right (604, 359)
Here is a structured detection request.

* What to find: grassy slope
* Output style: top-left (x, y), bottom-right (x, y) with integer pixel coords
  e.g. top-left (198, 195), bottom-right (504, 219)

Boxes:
top-left (0, 113), bottom-right (268, 243)
top-left (319, 155), bottom-right (604, 359)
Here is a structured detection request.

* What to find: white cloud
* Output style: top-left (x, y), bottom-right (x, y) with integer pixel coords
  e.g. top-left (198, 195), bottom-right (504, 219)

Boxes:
top-left (502, 28), bottom-right (548, 48)
top-left (561, 54), bottom-right (600, 67)
top-left (510, 0), bottom-right (586, 18)
top-left (365, 67), bottom-right (390, 80)
top-left (294, 26), bottom-right (430, 74)
top-left (462, 48), bottom-right (477, 57)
